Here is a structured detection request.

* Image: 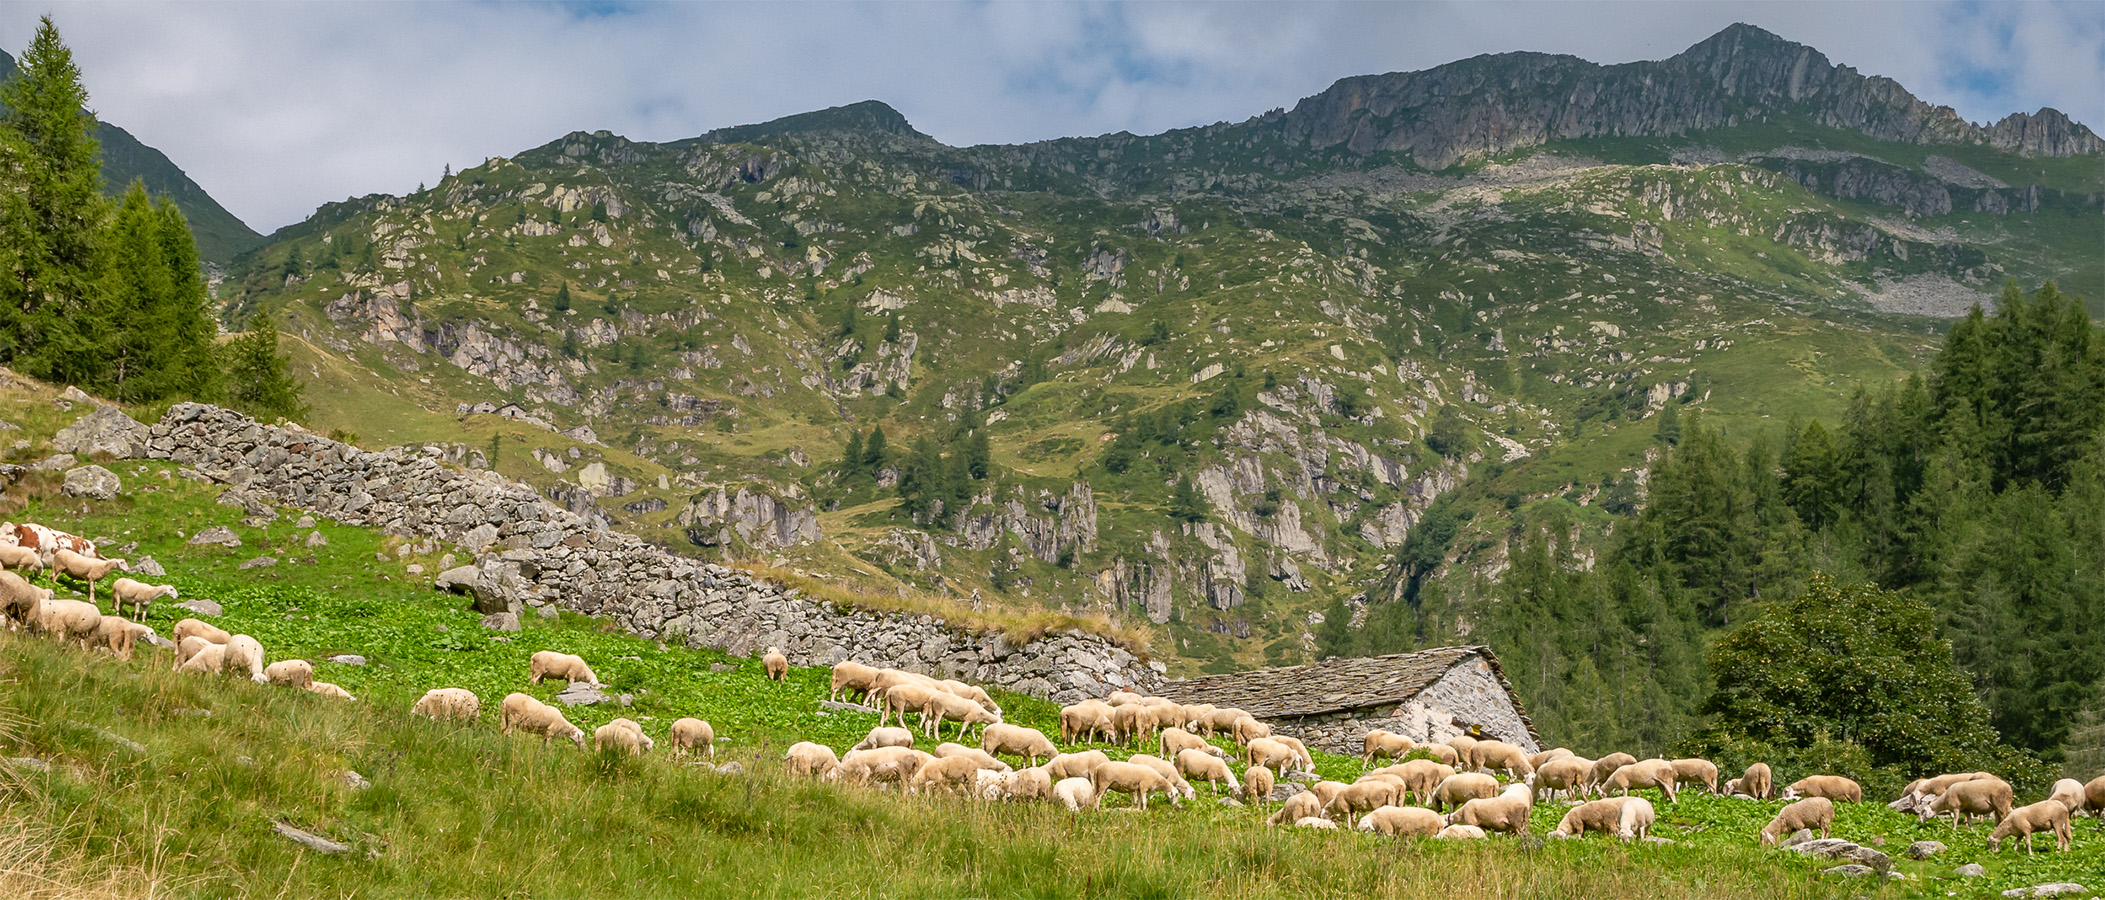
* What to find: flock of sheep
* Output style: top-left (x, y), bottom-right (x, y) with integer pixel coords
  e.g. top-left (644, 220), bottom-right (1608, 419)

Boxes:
top-left (6, 517), bottom-right (2101, 860)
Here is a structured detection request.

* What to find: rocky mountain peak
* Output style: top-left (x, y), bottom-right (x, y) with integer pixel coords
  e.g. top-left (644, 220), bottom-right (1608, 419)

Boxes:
top-left (696, 99), bottom-right (931, 145)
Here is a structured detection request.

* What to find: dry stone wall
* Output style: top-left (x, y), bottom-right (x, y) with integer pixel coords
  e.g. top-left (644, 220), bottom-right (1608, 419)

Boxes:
top-left (140, 403), bottom-right (1162, 703)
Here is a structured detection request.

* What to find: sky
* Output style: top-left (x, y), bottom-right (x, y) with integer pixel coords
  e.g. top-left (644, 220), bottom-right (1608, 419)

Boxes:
top-left (4, 1), bottom-right (2100, 234)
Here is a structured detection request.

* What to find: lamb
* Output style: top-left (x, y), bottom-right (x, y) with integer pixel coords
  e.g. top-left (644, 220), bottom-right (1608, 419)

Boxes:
top-left (1470, 741), bottom-right (1534, 779)
top-left (1432, 773), bottom-right (1499, 812)
top-left (1328, 779), bottom-right (1404, 819)
top-left (498, 692), bottom-right (587, 747)
top-left (527, 651), bottom-right (599, 686)
top-left (762, 647), bottom-right (788, 682)
top-left (669, 718), bottom-right (715, 757)
top-left (1921, 777), bottom-right (2012, 828)
top-left (1356, 805), bottom-right (1445, 837)
top-left (105, 577), bottom-right (175, 620)
top-left (92, 615), bottom-right (154, 661)
top-left (2048, 778), bottom-right (2086, 814)
top-left (0, 543), bottom-right (43, 578)
top-left (1398, 759), bottom-right (1459, 805)
top-left (172, 617), bottom-right (231, 647)
top-left (784, 741), bottom-right (840, 778)
top-left (1435, 824), bottom-right (1488, 840)
top-left (263, 659), bottom-right (315, 688)
top-left (1175, 748), bottom-right (1240, 795)
top-left (1555, 796), bottom-right (1654, 840)
top-left (1528, 747), bottom-right (1575, 770)
top-left (412, 688), bottom-right (481, 722)
top-left (0, 570), bottom-right (50, 630)
top-left (1243, 765), bottom-right (1275, 805)
top-left (1054, 776), bottom-right (1099, 812)
top-left (908, 755), bottom-right (985, 796)
top-left (34, 597), bottom-right (101, 648)
top-left (1266, 791), bottom-right (1324, 826)
top-left (594, 718), bottom-right (654, 755)
top-left (982, 723), bottom-right (1058, 766)
top-left (1782, 774), bottom-right (1862, 803)
top-left (1362, 730), bottom-right (1415, 768)
top-left (923, 691), bottom-right (1000, 741)
top-left (852, 726), bottom-right (915, 752)
top-left (830, 660), bottom-right (880, 703)
top-left (1003, 766), bottom-right (1054, 802)
top-left (1988, 800), bottom-right (2072, 855)
top-left (50, 549), bottom-right (126, 609)
top-left (1670, 758), bottom-right (1719, 794)
top-left (1089, 760), bottom-right (1184, 810)
top-left (1588, 753), bottom-right (1638, 793)
top-left (1732, 762), bottom-right (1773, 799)
top-left (1759, 797), bottom-right (1835, 846)
top-left (1126, 754), bottom-right (1198, 802)
top-left (934, 743), bottom-right (1011, 773)
top-left (1161, 727), bottom-right (1222, 762)
top-left (1244, 737), bottom-right (1299, 773)
top-left (1046, 750), bottom-right (1112, 780)
top-left (178, 642), bottom-right (226, 674)
top-left (306, 682), bottom-right (354, 701)
top-left (1060, 700), bottom-right (1114, 743)
top-left (1602, 759), bottom-right (1679, 804)
top-left (1531, 755), bottom-right (1596, 801)
top-left (1447, 783), bottom-right (1535, 835)
top-left (223, 635), bottom-right (266, 681)
top-left (1111, 703), bottom-right (1158, 747)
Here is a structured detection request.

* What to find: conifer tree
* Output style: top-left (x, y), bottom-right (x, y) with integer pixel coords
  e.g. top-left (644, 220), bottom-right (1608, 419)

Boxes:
top-left (0, 16), bottom-right (106, 381)
top-left (862, 425), bottom-right (888, 472)
top-left (841, 429), bottom-right (865, 478)
top-left (223, 314), bottom-right (306, 421)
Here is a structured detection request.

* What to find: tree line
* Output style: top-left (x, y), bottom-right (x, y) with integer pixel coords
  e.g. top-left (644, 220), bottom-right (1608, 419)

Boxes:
top-left (0, 18), bottom-right (301, 419)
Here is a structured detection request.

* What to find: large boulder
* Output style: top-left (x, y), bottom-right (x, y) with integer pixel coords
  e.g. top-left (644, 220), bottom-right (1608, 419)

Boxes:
top-left (61, 465), bottom-right (121, 500)
top-left (53, 405), bottom-right (147, 458)
top-left (435, 562), bottom-right (522, 615)
top-left (188, 526), bottom-right (241, 548)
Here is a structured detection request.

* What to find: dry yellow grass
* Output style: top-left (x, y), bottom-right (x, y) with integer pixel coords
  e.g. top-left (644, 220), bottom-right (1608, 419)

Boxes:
top-left (729, 559), bottom-right (1155, 653)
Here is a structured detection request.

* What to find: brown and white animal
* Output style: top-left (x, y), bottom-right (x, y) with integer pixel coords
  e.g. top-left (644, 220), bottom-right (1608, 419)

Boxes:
top-left (498, 692), bottom-right (586, 747)
top-left (527, 651), bottom-right (599, 686)
top-left (1446, 783), bottom-right (1535, 835)
top-left (412, 688), bottom-right (482, 722)
top-left (106, 577), bottom-right (175, 619)
top-left (1783, 775), bottom-right (1862, 804)
top-left (92, 615), bottom-right (154, 661)
top-left (3, 522), bottom-right (95, 565)
top-left (1760, 797), bottom-right (1835, 846)
top-left (669, 718), bottom-right (716, 757)
top-left (762, 647), bottom-right (788, 682)
top-left (1921, 777), bottom-right (2012, 828)
top-left (1989, 800), bottom-right (2073, 855)
top-left (1602, 759), bottom-right (1679, 804)
top-left (51, 549), bottom-right (127, 608)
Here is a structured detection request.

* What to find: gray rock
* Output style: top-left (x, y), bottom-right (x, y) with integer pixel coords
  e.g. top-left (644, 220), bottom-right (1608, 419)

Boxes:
top-left (30, 453), bottom-right (77, 472)
top-left (1822, 865), bottom-right (1876, 878)
top-left (434, 563), bottom-right (518, 614)
top-left (54, 404), bottom-right (147, 458)
top-left (709, 663), bottom-right (737, 673)
top-left (1217, 796), bottom-right (1244, 808)
top-left (1957, 864), bottom-right (1987, 878)
top-left (238, 556), bottom-right (279, 570)
top-left (61, 465), bottom-right (121, 500)
top-left (2003, 885), bottom-right (2091, 899)
top-left (342, 770), bottom-right (371, 791)
top-left (714, 761), bottom-right (743, 776)
top-left (132, 556), bottom-right (166, 577)
top-left (818, 700), bottom-right (878, 714)
top-left (305, 531), bottom-right (328, 548)
top-left (555, 682), bottom-right (610, 706)
top-left (58, 386), bottom-right (92, 405)
top-left (326, 655), bottom-right (367, 667)
top-left (1780, 828), bottom-right (1816, 847)
top-left (479, 611), bottom-right (521, 632)
top-left (174, 598), bottom-right (223, 617)
top-left (1790, 838), bottom-right (1892, 873)
top-left (272, 822), bottom-right (350, 855)
top-left (296, 516), bottom-right (316, 529)
top-left (1906, 840), bottom-right (1946, 859)
top-left (188, 526), bottom-right (242, 548)
top-left (1642, 836), bottom-right (1679, 846)
top-left (3, 757), bottom-right (48, 772)
top-left (536, 605), bottom-right (558, 620)
top-left (148, 635), bottom-right (177, 650)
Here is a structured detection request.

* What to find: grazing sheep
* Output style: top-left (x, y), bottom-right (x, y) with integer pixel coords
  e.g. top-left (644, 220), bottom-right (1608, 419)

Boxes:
top-left (263, 659), bottom-right (315, 688)
top-left (172, 617), bottom-right (231, 647)
top-left (1199, 707), bottom-right (1251, 738)
top-left (1446, 734), bottom-right (1479, 761)
top-left (1760, 797), bottom-right (1835, 846)
top-left (1556, 797), bottom-right (1637, 838)
top-left (2084, 775), bottom-right (2105, 817)
top-left (934, 743), bottom-right (1012, 773)
top-left (1398, 759), bottom-right (1460, 806)
top-left (1003, 766), bottom-right (1055, 802)
top-left (1989, 800), bottom-right (2072, 855)
top-left (866, 668), bottom-right (939, 708)
top-left (223, 635), bottom-right (266, 681)
top-left (762, 648), bottom-right (788, 682)
top-left (923, 692), bottom-right (1000, 742)
top-left (1432, 773), bottom-right (1500, 812)
top-left (34, 597), bottom-right (101, 648)
top-left (1618, 795), bottom-right (1657, 839)
top-left (1922, 777), bottom-right (2012, 828)
top-left (1329, 779), bottom-right (1404, 819)
top-left (2048, 778), bottom-right (2086, 814)
top-left (877, 682), bottom-right (941, 730)
top-left (0, 543), bottom-right (42, 578)
top-left (1090, 761), bottom-right (1184, 810)
top-left (909, 755), bottom-right (985, 796)
top-left (1447, 783), bottom-right (1535, 835)
top-left (1060, 700), bottom-right (1115, 744)
top-left (50, 550), bottom-right (127, 608)
top-left (1272, 735), bottom-right (1315, 774)
top-left (1471, 741), bottom-right (1534, 779)
top-left (1046, 750), bottom-right (1112, 780)
top-left (1126, 754), bottom-right (1198, 802)
top-left (1178, 704), bottom-right (1216, 731)
top-left (105, 578), bottom-right (175, 620)
top-left (1436, 824), bottom-right (1488, 840)
top-left (1176, 748), bottom-right (1240, 795)
top-left (942, 680), bottom-right (1002, 716)
top-left (1267, 791), bottom-right (1324, 826)
top-left (1357, 805), bottom-right (1446, 836)
top-left (852, 726), bottom-right (915, 752)
top-left (1528, 747), bottom-right (1575, 771)
top-left (1588, 753), bottom-right (1637, 794)
top-left (1243, 765), bottom-right (1275, 805)
top-left (1054, 776), bottom-right (1099, 812)
top-left (830, 661), bottom-right (880, 703)
top-left (1532, 756), bottom-right (1596, 801)
top-left (1899, 771), bottom-right (1989, 803)
top-left (983, 724), bottom-right (1058, 767)
top-left (412, 688), bottom-right (481, 722)
top-left (499, 692), bottom-right (587, 747)
top-left (0, 570), bottom-right (50, 630)
top-left (1603, 759), bottom-right (1679, 804)
top-left (306, 681), bottom-right (354, 701)
top-left (1734, 762), bottom-right (1773, 800)
top-left (1669, 758), bottom-right (1719, 794)
top-left (594, 719), bottom-right (653, 755)
top-left (1231, 716), bottom-right (1272, 747)
top-left (1311, 780), bottom-right (1353, 810)
top-left (1161, 727), bottom-right (1221, 763)
top-left (835, 746), bottom-right (934, 786)
top-left (1363, 730), bottom-right (1415, 768)
top-left (1104, 691), bottom-right (1144, 707)
top-left (1418, 742), bottom-right (1460, 766)
top-left (178, 642), bottom-right (226, 674)
top-left (527, 651), bottom-right (599, 686)
top-left (669, 718), bottom-right (715, 757)
top-left (1295, 817), bottom-right (1338, 830)
top-left (1782, 775), bottom-right (1862, 804)
top-left (173, 636), bottom-right (216, 671)
top-left (1244, 737), bottom-right (1299, 773)
top-left (92, 615), bottom-right (154, 661)
top-left (1111, 703), bottom-right (1158, 748)
top-left (784, 741), bottom-right (840, 778)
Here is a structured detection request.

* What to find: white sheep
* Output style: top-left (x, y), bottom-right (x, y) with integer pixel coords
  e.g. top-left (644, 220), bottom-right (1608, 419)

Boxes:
top-left (1418, 742), bottom-right (1460, 766)
top-left (306, 681), bottom-right (354, 701)
top-left (1002, 766), bottom-right (1054, 802)
top-left (1231, 716), bottom-right (1271, 746)
top-left (1669, 758), bottom-right (1719, 794)
top-left (1294, 817), bottom-right (1338, 830)
top-left (1198, 707), bottom-right (1250, 738)
top-left (878, 682), bottom-right (943, 731)
top-left (762, 647), bottom-right (788, 682)
top-left (1328, 779), bottom-right (1404, 819)
top-left (835, 746), bottom-right (933, 786)
top-left (1362, 730), bottom-right (1415, 768)
top-left (1588, 752), bottom-right (1638, 793)
top-left (105, 577), bottom-right (176, 620)
top-left (2047, 778), bottom-right (2086, 815)
top-left (224, 634), bottom-right (266, 681)
top-left (1431, 773), bottom-right (1499, 812)
top-left (1311, 780), bottom-right (1353, 811)
top-left (829, 660), bottom-right (880, 703)
top-left (909, 755), bottom-right (985, 796)
top-left (1603, 759), bottom-right (1679, 803)
top-left (1469, 740), bottom-right (1534, 779)
top-left (1060, 700), bottom-right (1115, 743)
top-left (263, 659), bottom-right (315, 688)
top-left (34, 597), bottom-right (101, 648)
top-left (178, 642), bottom-right (226, 674)
top-left (1760, 797), bottom-right (1834, 846)
top-left (1104, 690), bottom-right (1143, 706)
top-left (1272, 735), bottom-right (1314, 773)
top-left (1243, 765), bottom-right (1275, 805)
top-left (412, 688), bottom-right (482, 722)
top-left (1733, 762), bottom-right (1773, 800)
top-left (173, 636), bottom-right (216, 671)
top-left (940, 680), bottom-right (1001, 716)
top-left (1111, 703), bottom-right (1158, 748)
top-left (1989, 800), bottom-right (2072, 854)
top-left (1266, 791), bottom-right (1324, 826)
top-left (1054, 776), bottom-right (1099, 812)
top-left (784, 741), bottom-right (840, 778)
top-left (1555, 796), bottom-right (1654, 840)
top-left (2084, 775), bottom-right (2105, 818)
top-left (0, 543), bottom-right (44, 578)
top-left (1528, 747), bottom-right (1575, 770)
top-left (852, 726), bottom-right (915, 752)
top-left (1531, 755), bottom-right (1595, 801)
top-left (1244, 737), bottom-right (1299, 773)
top-left (1922, 777), bottom-right (2012, 828)
top-left (1046, 750), bottom-right (1112, 780)
top-left (92, 615), bottom-right (154, 661)
top-left (1446, 783), bottom-right (1534, 835)
top-left (594, 718), bottom-right (653, 755)
top-left (1898, 771), bottom-right (1994, 808)
top-left (1446, 734), bottom-right (1479, 764)
top-left (670, 718), bottom-right (715, 757)
top-left (1090, 760), bottom-right (1184, 810)
top-left (1782, 774), bottom-right (1862, 803)
top-left (0, 570), bottom-right (50, 631)
top-left (923, 691), bottom-right (1000, 741)
top-left (1125, 753), bottom-right (1197, 802)
top-left (1159, 727), bottom-right (1221, 762)
top-left (1356, 805), bottom-right (1445, 836)
top-left (983, 723), bottom-right (1058, 767)
top-left (51, 549), bottom-right (127, 608)
top-left (1435, 824), bottom-right (1488, 840)
top-left (934, 742), bottom-right (1011, 773)
top-left (172, 617), bottom-right (231, 647)
top-left (1175, 748), bottom-right (1240, 795)
top-left (498, 692), bottom-right (586, 747)
top-left (1396, 759), bottom-right (1459, 806)
top-left (528, 650), bottom-right (599, 686)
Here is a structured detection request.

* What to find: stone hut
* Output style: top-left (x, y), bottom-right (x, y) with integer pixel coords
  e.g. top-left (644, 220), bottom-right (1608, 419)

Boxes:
top-left (1155, 646), bottom-right (1540, 756)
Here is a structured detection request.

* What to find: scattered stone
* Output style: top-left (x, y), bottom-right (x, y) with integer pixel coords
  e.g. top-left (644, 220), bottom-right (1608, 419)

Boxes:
top-left (133, 556), bottom-right (166, 577)
top-left (1780, 828), bottom-right (1816, 848)
top-left (305, 531), bottom-right (328, 548)
top-left (243, 508), bottom-right (279, 527)
top-left (295, 515), bottom-right (315, 528)
top-left (1906, 840), bottom-right (1946, 859)
top-left (1790, 838), bottom-right (1892, 873)
top-left (1956, 864), bottom-right (1987, 878)
top-left (58, 386), bottom-right (92, 405)
top-left (188, 526), bottom-right (241, 548)
top-left (1822, 865), bottom-right (1877, 878)
top-left (618, 693), bottom-right (635, 707)
top-left (326, 655), bottom-right (367, 667)
top-left (708, 663), bottom-right (737, 673)
top-left (148, 635), bottom-right (177, 650)
top-left (61, 465), bottom-right (121, 500)
top-left (238, 557), bottom-right (279, 570)
top-left (536, 605), bottom-right (558, 620)
top-left (272, 822), bottom-right (350, 855)
top-left (30, 453), bottom-right (78, 472)
top-left (817, 700), bottom-right (878, 714)
top-left (555, 683), bottom-right (610, 706)
top-left (480, 611), bottom-right (521, 632)
top-left (342, 771), bottom-right (372, 791)
top-left (2003, 885), bottom-right (2090, 899)
top-left (1217, 796), bottom-right (1244, 808)
top-left (174, 598), bottom-right (223, 617)
top-left (406, 564), bottom-right (425, 576)
top-left (4, 757), bottom-right (49, 772)
top-left (714, 761), bottom-right (743, 776)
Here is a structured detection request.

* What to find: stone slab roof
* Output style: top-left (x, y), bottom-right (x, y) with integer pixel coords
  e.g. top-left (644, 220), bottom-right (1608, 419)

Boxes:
top-left (1156, 646), bottom-right (1533, 726)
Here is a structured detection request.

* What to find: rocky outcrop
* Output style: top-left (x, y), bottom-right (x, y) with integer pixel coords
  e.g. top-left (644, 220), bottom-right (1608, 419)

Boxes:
top-left (138, 403), bottom-right (1159, 703)
top-left (53, 405), bottom-right (148, 459)
top-left (952, 483), bottom-right (1098, 562)
top-left (676, 486), bottom-right (821, 549)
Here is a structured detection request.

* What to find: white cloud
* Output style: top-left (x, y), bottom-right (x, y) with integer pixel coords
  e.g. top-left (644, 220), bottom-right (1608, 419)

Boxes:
top-left (3, 1), bottom-right (2097, 233)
